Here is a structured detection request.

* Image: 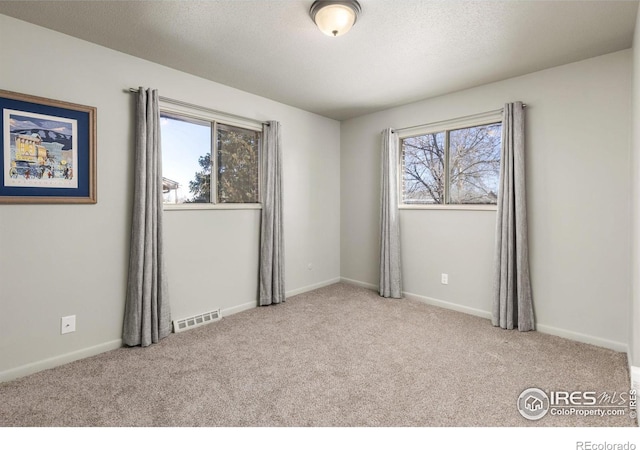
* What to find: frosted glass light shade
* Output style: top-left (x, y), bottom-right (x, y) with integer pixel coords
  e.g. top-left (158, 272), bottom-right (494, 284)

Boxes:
top-left (310, 1), bottom-right (361, 37)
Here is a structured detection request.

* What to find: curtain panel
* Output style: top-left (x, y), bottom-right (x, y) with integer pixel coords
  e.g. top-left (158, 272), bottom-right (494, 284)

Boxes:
top-left (259, 121), bottom-right (285, 306)
top-left (492, 101), bottom-right (534, 331)
top-left (123, 87), bottom-right (172, 346)
top-left (379, 128), bottom-right (402, 298)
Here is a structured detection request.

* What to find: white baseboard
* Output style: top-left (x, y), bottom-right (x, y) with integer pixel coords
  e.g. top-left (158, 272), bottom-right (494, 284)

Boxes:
top-left (342, 277), bottom-right (628, 354)
top-left (285, 277), bottom-right (341, 298)
top-left (0, 339), bottom-right (122, 383)
top-left (222, 301), bottom-right (257, 317)
top-left (0, 278), bottom-right (344, 384)
top-left (403, 290), bottom-right (492, 320)
top-left (406, 290), bottom-right (627, 353)
top-left (535, 323), bottom-right (627, 353)
top-left (209, 277), bottom-right (343, 317)
top-left (3, 277), bottom-right (628, 384)
top-left (340, 277), bottom-right (377, 291)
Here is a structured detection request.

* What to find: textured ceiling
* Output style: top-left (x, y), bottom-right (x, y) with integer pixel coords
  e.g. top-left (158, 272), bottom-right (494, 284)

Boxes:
top-left (0, 0), bottom-right (637, 120)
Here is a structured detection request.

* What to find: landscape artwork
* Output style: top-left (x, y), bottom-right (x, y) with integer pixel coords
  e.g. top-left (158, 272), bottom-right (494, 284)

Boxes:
top-left (3, 109), bottom-right (78, 189)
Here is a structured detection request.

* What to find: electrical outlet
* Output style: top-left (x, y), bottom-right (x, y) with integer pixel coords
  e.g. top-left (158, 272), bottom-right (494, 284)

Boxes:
top-left (61, 315), bottom-right (76, 334)
top-left (441, 273), bottom-right (449, 285)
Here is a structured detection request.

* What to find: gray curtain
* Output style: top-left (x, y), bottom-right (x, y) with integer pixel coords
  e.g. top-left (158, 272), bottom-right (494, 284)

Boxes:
top-left (379, 128), bottom-right (402, 298)
top-left (259, 121), bottom-right (285, 306)
top-left (492, 101), bottom-right (534, 331)
top-left (123, 87), bottom-right (172, 346)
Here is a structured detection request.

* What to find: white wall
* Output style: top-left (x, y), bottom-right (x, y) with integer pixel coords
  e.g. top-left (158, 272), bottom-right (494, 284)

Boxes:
top-left (0, 14), bottom-right (341, 380)
top-left (341, 50), bottom-right (632, 351)
top-left (631, 6), bottom-right (640, 371)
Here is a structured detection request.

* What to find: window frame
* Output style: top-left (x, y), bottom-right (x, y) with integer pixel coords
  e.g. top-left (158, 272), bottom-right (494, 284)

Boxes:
top-left (159, 102), bottom-right (263, 211)
top-left (397, 110), bottom-right (503, 211)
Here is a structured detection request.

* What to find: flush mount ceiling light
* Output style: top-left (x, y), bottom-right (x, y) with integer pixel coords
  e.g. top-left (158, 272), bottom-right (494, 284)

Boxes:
top-left (310, 0), bottom-right (362, 37)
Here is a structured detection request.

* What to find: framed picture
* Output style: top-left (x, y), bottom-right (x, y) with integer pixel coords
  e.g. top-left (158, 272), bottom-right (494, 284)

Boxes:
top-left (0, 89), bottom-right (96, 204)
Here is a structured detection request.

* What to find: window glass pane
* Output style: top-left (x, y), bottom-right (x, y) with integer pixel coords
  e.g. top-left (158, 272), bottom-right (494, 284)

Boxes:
top-left (402, 132), bottom-right (445, 204)
top-left (160, 113), bottom-right (212, 204)
top-left (448, 123), bottom-right (501, 204)
top-left (217, 124), bottom-right (260, 203)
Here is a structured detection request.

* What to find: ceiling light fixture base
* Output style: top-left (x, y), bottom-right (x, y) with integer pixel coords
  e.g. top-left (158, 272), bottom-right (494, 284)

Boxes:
top-left (310, 0), bottom-right (362, 37)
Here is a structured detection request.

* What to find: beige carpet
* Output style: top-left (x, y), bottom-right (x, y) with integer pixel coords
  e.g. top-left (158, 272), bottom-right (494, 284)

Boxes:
top-left (0, 283), bottom-right (634, 427)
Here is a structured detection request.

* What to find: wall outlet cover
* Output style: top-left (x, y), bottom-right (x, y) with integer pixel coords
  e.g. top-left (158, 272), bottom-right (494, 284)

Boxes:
top-left (61, 315), bottom-right (76, 334)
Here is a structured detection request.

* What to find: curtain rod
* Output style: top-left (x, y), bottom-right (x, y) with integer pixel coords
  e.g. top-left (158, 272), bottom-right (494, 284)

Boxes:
top-left (392, 103), bottom-right (527, 134)
top-left (126, 88), bottom-right (269, 127)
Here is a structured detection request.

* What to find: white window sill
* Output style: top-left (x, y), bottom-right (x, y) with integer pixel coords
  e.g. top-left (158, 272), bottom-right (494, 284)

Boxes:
top-left (399, 204), bottom-right (497, 211)
top-left (164, 203), bottom-right (262, 211)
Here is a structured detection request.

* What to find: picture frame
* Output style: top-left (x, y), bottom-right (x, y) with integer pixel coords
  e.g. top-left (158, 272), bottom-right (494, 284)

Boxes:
top-left (0, 89), bottom-right (96, 204)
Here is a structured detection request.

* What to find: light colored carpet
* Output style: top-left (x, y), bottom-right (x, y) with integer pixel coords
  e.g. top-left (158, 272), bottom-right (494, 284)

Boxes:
top-left (0, 283), bottom-right (634, 426)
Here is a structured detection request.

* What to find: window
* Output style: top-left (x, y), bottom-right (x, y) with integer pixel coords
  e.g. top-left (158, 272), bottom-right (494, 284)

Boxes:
top-left (160, 111), bottom-right (261, 207)
top-left (400, 117), bottom-right (502, 207)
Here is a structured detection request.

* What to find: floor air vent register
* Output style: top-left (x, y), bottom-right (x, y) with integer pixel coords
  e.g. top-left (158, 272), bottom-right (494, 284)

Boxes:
top-left (173, 309), bottom-right (221, 333)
